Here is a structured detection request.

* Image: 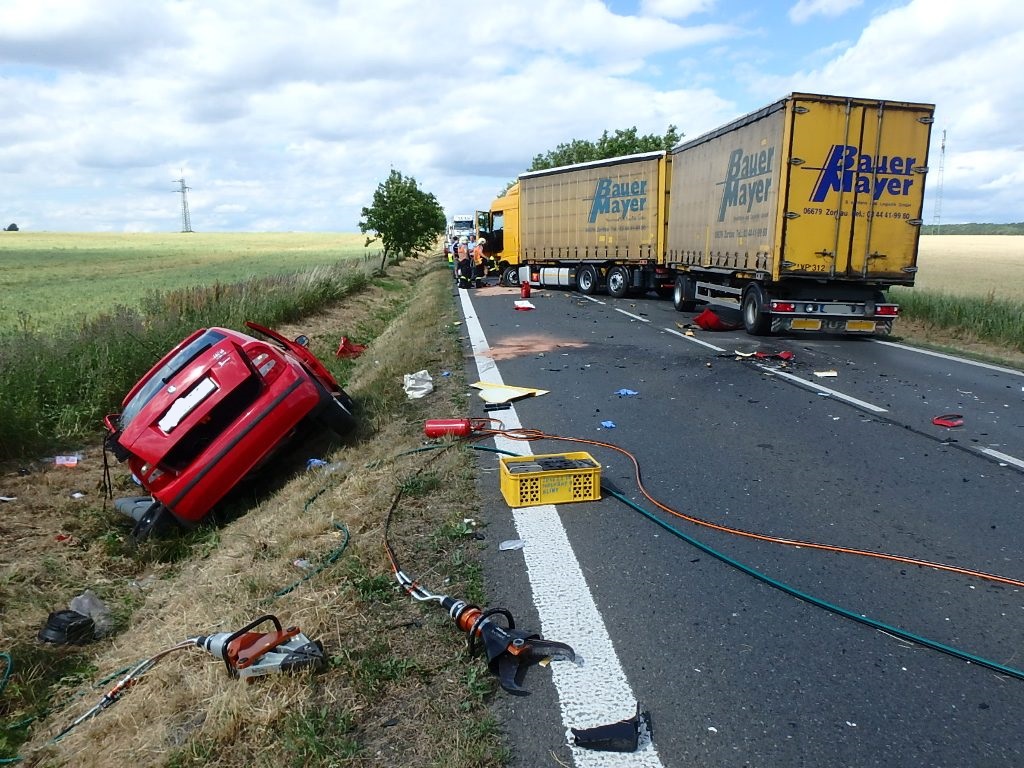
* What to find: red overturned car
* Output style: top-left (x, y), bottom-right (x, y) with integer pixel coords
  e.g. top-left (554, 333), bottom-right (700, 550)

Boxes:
top-left (104, 321), bottom-right (355, 539)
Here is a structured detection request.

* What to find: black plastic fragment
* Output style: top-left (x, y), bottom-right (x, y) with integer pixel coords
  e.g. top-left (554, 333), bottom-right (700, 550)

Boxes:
top-left (571, 703), bottom-right (650, 753)
top-left (38, 609), bottom-right (95, 645)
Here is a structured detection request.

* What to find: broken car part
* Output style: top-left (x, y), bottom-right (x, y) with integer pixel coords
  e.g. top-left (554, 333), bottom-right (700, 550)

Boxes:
top-left (571, 703), bottom-right (650, 753)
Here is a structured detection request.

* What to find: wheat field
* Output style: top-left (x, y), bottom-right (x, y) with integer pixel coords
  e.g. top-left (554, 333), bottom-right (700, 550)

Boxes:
top-left (916, 235), bottom-right (1024, 298)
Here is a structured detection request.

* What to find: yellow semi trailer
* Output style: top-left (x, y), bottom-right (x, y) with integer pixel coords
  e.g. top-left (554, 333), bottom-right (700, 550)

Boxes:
top-left (479, 92), bottom-right (935, 336)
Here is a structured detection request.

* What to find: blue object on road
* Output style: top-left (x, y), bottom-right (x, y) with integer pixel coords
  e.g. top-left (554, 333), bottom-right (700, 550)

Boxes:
top-left (600, 421), bottom-right (616, 429)
top-left (615, 389), bottom-right (639, 397)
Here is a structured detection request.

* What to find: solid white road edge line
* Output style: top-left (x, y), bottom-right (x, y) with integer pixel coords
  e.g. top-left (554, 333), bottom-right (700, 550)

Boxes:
top-left (458, 288), bottom-right (665, 767)
top-left (873, 340), bottom-right (1024, 377)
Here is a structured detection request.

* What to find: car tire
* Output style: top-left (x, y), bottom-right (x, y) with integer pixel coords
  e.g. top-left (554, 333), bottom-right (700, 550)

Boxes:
top-left (130, 501), bottom-right (176, 543)
top-left (317, 388), bottom-right (357, 437)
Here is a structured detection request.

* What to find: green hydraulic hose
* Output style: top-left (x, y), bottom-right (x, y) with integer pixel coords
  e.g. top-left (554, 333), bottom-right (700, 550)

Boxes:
top-left (470, 444), bottom-right (1024, 682)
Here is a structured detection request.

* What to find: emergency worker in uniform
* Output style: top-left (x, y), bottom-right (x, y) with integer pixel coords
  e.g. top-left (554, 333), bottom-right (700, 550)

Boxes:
top-left (456, 236), bottom-right (473, 289)
top-left (472, 237), bottom-right (487, 288)
top-left (447, 235), bottom-right (458, 274)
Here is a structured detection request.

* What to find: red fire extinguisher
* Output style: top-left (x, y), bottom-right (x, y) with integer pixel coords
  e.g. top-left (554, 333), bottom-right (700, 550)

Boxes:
top-left (520, 280), bottom-right (531, 299)
top-left (423, 418), bottom-right (491, 438)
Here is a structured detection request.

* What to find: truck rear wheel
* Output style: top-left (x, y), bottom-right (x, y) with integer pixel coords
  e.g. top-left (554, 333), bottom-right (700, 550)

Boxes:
top-left (606, 266), bottom-right (629, 299)
top-left (576, 265), bottom-right (599, 295)
top-left (672, 275), bottom-right (699, 311)
top-left (742, 284), bottom-right (772, 336)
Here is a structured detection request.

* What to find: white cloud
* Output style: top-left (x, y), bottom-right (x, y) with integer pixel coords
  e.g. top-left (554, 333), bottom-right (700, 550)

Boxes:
top-left (640, 0), bottom-right (716, 20)
top-left (789, 0), bottom-right (863, 24)
top-left (0, 0), bottom-right (1021, 230)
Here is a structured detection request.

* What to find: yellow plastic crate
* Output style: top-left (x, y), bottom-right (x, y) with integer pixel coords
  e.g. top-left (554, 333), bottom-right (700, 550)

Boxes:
top-left (499, 452), bottom-right (601, 507)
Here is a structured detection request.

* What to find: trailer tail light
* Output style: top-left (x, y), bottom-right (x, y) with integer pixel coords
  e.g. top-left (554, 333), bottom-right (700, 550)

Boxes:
top-left (875, 304), bottom-right (899, 316)
top-left (771, 301), bottom-right (796, 313)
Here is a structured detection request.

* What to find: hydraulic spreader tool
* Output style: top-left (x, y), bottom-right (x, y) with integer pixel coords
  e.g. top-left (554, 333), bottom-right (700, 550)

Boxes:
top-left (196, 614), bottom-right (326, 679)
top-left (392, 568), bottom-right (576, 695)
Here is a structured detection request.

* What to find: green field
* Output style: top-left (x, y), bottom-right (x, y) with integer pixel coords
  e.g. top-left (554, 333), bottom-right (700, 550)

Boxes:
top-left (0, 232), bottom-right (373, 331)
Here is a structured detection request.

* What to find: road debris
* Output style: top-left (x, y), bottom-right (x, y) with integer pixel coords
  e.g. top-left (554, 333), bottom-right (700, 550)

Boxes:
top-left (932, 414), bottom-right (965, 428)
top-left (403, 369), bottom-right (434, 399)
top-left (472, 381), bottom-right (548, 404)
top-left (335, 336), bottom-right (367, 358)
top-left (693, 308), bottom-right (743, 331)
top-left (571, 703), bottom-right (650, 753)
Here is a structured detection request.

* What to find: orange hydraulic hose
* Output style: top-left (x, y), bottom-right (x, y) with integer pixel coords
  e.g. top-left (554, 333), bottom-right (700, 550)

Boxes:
top-left (479, 428), bottom-right (1024, 590)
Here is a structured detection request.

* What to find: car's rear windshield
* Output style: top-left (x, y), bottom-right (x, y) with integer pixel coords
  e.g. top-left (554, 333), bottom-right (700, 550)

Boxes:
top-left (119, 330), bottom-right (227, 429)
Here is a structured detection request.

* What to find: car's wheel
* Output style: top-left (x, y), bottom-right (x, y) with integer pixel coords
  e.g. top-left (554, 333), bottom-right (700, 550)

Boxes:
top-left (606, 266), bottom-right (630, 299)
top-left (316, 386), bottom-right (357, 437)
top-left (673, 275), bottom-right (699, 311)
top-left (742, 284), bottom-right (772, 336)
top-left (501, 265), bottom-right (521, 287)
top-left (576, 265), bottom-right (599, 295)
top-left (130, 501), bottom-right (177, 542)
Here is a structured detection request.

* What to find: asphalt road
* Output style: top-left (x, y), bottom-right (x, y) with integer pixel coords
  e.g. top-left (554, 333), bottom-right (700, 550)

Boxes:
top-left (456, 282), bottom-right (1024, 768)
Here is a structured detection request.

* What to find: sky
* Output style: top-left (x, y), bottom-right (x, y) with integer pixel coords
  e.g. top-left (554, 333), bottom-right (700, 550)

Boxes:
top-left (1, 0), bottom-right (1022, 233)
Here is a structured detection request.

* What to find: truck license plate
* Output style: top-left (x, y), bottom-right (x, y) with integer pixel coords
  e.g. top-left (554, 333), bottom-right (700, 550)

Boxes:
top-left (845, 320), bottom-right (877, 332)
top-left (791, 318), bottom-right (822, 331)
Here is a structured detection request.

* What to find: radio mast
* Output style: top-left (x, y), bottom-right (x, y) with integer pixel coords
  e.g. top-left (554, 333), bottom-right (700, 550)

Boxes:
top-left (174, 175), bottom-right (193, 233)
top-left (931, 130), bottom-right (946, 229)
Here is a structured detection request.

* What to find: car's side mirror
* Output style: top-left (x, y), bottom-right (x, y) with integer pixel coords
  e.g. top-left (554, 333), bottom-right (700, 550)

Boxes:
top-left (294, 335), bottom-right (310, 348)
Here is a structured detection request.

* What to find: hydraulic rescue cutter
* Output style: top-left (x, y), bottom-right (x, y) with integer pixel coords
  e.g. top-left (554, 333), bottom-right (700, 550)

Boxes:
top-left (395, 569), bottom-right (575, 695)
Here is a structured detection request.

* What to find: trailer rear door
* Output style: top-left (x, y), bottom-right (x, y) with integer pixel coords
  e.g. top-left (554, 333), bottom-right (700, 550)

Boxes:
top-left (783, 95), bottom-right (933, 284)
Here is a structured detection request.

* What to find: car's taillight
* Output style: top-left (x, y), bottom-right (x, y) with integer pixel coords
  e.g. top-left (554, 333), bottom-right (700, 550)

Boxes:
top-left (140, 463), bottom-right (167, 485)
top-left (248, 350), bottom-right (282, 382)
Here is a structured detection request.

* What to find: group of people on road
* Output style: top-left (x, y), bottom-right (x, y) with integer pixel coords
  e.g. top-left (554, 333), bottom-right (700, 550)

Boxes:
top-left (447, 232), bottom-right (491, 289)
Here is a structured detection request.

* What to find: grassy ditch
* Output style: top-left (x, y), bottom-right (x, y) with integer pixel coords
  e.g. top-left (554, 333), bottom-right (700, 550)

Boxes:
top-left (1, 255), bottom-right (508, 767)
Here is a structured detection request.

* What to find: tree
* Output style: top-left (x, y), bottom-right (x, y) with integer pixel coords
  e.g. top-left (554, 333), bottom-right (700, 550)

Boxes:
top-left (359, 170), bottom-right (446, 274)
top-left (5, 223), bottom-right (18, 231)
top-left (528, 125), bottom-right (682, 172)
top-left (496, 124), bottom-right (684, 196)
